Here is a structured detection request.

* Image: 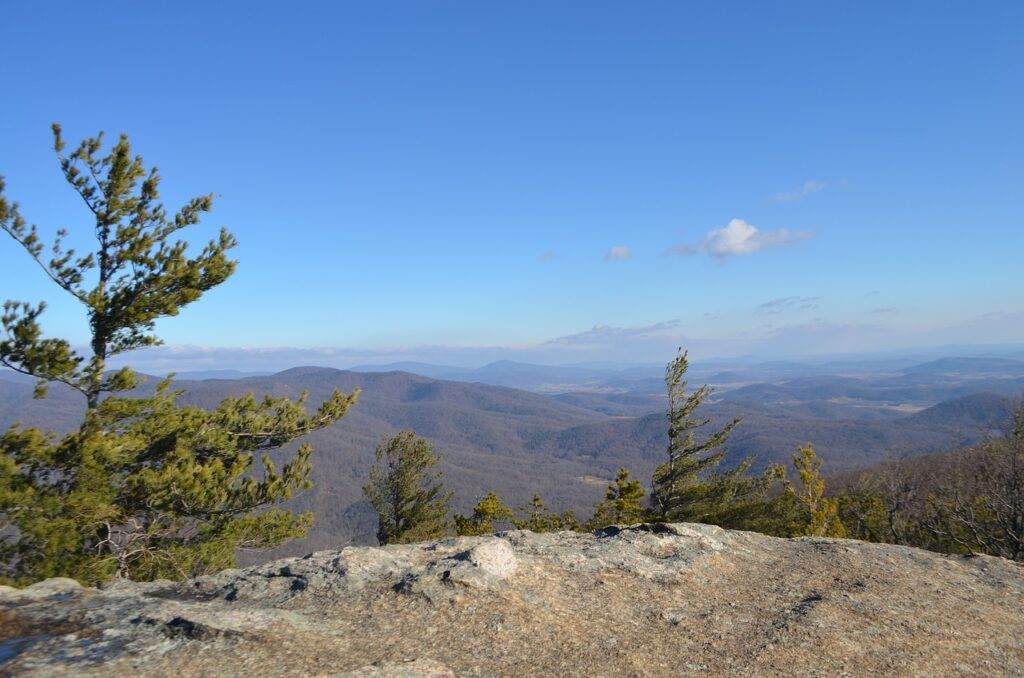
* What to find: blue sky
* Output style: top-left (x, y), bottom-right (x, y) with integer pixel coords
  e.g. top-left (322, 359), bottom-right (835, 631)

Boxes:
top-left (2, 2), bottom-right (1022, 368)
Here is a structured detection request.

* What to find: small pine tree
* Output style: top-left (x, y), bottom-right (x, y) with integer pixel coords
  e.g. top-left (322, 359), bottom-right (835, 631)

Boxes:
top-left (363, 431), bottom-right (452, 544)
top-left (651, 349), bottom-right (774, 526)
top-left (454, 491), bottom-right (514, 536)
top-left (0, 126), bottom-right (356, 584)
top-left (512, 494), bottom-right (579, 533)
top-left (780, 444), bottom-right (846, 538)
top-left (836, 488), bottom-right (892, 542)
top-left (588, 468), bottom-right (648, 529)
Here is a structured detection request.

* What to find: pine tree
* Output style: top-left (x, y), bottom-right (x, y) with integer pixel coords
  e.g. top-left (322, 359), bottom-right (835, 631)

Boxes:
top-left (1, 125), bottom-right (237, 408)
top-left (454, 491), bottom-right (514, 536)
top-left (779, 445), bottom-right (846, 538)
top-left (363, 431), bottom-right (452, 544)
top-left (0, 126), bottom-right (357, 584)
top-left (651, 349), bottom-right (776, 526)
top-left (588, 468), bottom-right (648, 529)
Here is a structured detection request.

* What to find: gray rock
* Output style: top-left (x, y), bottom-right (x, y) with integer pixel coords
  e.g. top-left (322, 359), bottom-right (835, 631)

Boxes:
top-left (1, 576), bottom-right (83, 601)
top-left (0, 523), bottom-right (1022, 676)
top-left (344, 658), bottom-right (455, 677)
top-left (462, 538), bottom-right (518, 578)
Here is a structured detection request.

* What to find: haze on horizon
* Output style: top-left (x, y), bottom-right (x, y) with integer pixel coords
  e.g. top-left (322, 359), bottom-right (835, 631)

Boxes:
top-left (2, 3), bottom-right (1021, 372)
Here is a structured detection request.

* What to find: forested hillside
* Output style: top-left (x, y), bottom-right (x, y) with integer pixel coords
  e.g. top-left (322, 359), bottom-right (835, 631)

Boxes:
top-left (1, 366), bottom-right (1012, 558)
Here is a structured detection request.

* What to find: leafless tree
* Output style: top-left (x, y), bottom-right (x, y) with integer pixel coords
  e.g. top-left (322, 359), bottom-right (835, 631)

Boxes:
top-left (923, 405), bottom-right (1024, 561)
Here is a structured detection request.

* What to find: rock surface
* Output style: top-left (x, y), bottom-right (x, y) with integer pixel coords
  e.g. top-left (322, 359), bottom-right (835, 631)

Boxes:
top-left (0, 523), bottom-right (1022, 676)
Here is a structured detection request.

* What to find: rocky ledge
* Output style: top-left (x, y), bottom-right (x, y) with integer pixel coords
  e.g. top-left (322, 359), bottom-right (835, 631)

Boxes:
top-left (1, 523), bottom-right (1022, 676)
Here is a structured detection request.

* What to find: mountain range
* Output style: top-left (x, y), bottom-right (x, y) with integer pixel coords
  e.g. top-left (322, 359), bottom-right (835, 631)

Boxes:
top-left (350, 359), bottom-right (666, 394)
top-left (0, 357), bottom-right (1017, 560)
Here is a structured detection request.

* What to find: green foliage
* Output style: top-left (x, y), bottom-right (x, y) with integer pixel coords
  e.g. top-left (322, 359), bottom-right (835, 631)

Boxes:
top-left (0, 126), bottom-right (356, 584)
top-left (836, 488), bottom-right (893, 543)
top-left (587, 468), bottom-right (649, 529)
top-left (1, 125), bottom-right (235, 407)
top-left (454, 490), bottom-right (580, 535)
top-left (0, 381), bottom-right (356, 584)
top-left (512, 494), bottom-right (580, 533)
top-left (651, 349), bottom-right (777, 527)
top-left (774, 445), bottom-right (846, 538)
top-left (363, 431), bottom-right (452, 544)
top-left (454, 491), bottom-right (514, 536)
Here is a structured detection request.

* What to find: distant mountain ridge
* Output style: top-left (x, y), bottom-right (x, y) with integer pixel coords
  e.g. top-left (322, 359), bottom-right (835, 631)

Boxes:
top-left (350, 359), bottom-right (665, 394)
top-left (348, 354), bottom-right (1024, 402)
top-left (902, 356), bottom-right (1024, 377)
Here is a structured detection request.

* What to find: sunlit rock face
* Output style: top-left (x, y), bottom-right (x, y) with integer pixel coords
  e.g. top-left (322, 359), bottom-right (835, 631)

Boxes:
top-left (1, 523), bottom-right (1022, 676)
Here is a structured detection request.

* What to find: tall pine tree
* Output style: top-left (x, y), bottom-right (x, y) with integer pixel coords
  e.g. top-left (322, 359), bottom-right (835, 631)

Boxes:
top-left (651, 349), bottom-right (776, 526)
top-left (363, 431), bottom-right (452, 544)
top-left (0, 126), bottom-right (357, 584)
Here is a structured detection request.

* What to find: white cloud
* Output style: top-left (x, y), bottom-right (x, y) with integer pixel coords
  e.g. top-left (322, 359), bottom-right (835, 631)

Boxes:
top-left (603, 246), bottom-right (632, 262)
top-left (667, 219), bottom-right (813, 261)
top-left (774, 180), bottom-right (825, 203)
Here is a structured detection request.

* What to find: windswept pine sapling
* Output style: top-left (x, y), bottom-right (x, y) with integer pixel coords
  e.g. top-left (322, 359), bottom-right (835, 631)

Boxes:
top-left (651, 349), bottom-right (777, 527)
top-left (651, 349), bottom-right (739, 519)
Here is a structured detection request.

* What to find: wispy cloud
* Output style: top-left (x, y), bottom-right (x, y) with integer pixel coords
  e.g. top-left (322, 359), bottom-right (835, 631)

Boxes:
top-left (603, 245), bottom-right (632, 262)
top-left (871, 307), bottom-right (898, 315)
top-left (667, 219), bottom-right (813, 261)
top-left (758, 296), bottom-right (821, 314)
top-left (774, 180), bottom-right (825, 203)
top-left (543, 320), bottom-right (682, 347)
top-left (537, 250), bottom-right (558, 262)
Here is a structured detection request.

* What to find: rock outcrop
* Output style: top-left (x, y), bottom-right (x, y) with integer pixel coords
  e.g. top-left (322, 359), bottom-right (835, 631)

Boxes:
top-left (1, 523), bottom-right (1022, 676)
